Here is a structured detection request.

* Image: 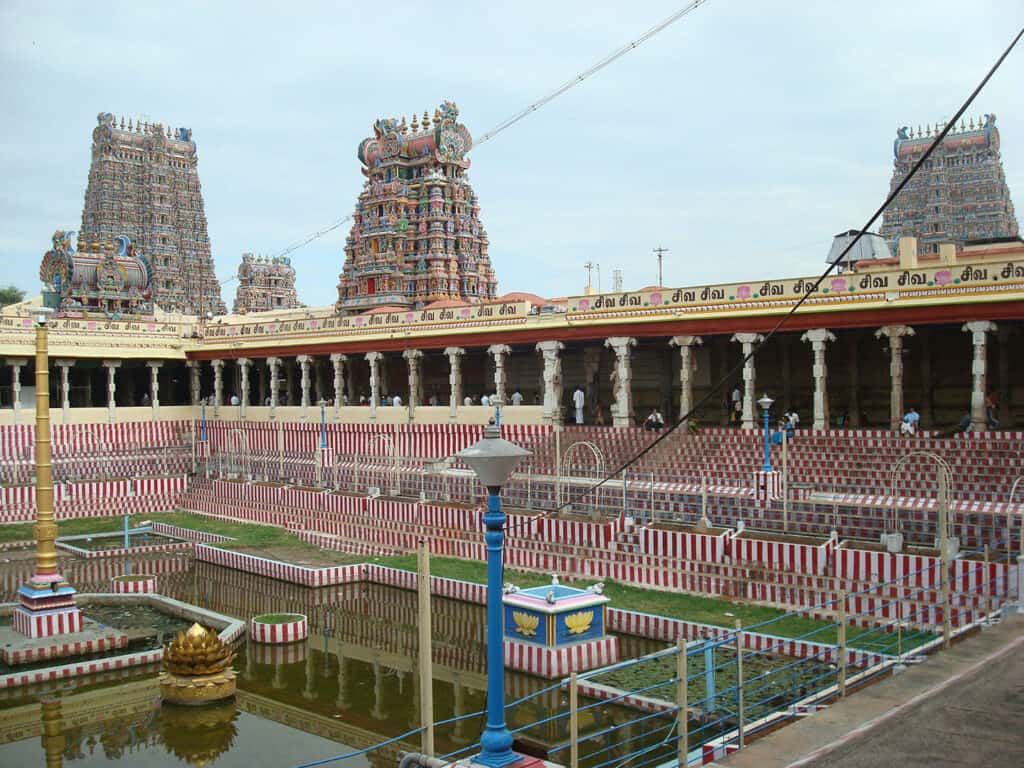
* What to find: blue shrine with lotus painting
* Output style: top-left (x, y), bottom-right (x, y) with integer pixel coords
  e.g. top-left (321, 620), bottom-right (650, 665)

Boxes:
top-left (502, 577), bottom-right (609, 647)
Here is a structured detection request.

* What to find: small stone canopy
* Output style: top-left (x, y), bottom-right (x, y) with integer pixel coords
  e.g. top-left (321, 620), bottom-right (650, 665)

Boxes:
top-left (39, 230), bottom-right (153, 315)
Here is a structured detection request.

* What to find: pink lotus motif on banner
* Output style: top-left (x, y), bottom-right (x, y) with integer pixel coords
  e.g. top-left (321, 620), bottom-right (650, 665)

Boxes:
top-left (147, 323), bottom-right (156, 331)
top-left (355, 317), bottom-right (365, 326)
top-left (405, 313), bottom-right (415, 322)
top-left (21, 318), bottom-right (31, 328)
top-left (229, 326), bottom-right (238, 336)
top-left (268, 324), bottom-right (278, 333)
top-left (935, 270), bottom-right (953, 285)
top-left (87, 322), bottom-right (97, 331)
top-left (831, 278), bottom-right (847, 292)
top-left (650, 292), bottom-right (663, 306)
top-left (578, 299), bottom-right (590, 311)
top-left (736, 285), bottom-right (752, 299)
top-left (309, 319), bottom-right (319, 330)
top-left (460, 308), bottom-right (471, 319)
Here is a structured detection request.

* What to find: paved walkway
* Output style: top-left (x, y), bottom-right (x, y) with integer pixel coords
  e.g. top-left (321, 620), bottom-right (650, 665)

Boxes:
top-left (719, 613), bottom-right (1024, 768)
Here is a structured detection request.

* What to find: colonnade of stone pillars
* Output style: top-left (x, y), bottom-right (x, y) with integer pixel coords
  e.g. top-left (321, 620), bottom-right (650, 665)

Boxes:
top-left (102, 360), bottom-right (120, 423)
top-left (605, 337), bottom-right (637, 427)
top-left (445, 347), bottom-right (464, 423)
top-left (147, 361), bottom-right (162, 419)
top-left (366, 352), bottom-right (382, 421)
top-left (237, 358), bottom-right (251, 417)
top-left (670, 335), bottom-right (702, 423)
top-left (488, 344), bottom-right (510, 404)
top-left (730, 333), bottom-right (763, 428)
top-left (876, 325), bottom-right (915, 430)
top-left (330, 353), bottom-right (346, 417)
top-left (963, 320), bottom-right (997, 431)
top-left (187, 360), bottom-right (201, 407)
top-left (536, 340), bottom-right (565, 426)
top-left (211, 359), bottom-right (224, 413)
top-left (403, 349), bottom-right (422, 418)
top-left (801, 329), bottom-right (835, 431)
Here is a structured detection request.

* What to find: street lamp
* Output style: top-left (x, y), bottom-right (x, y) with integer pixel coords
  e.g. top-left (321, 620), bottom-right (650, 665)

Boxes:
top-left (456, 424), bottom-right (531, 768)
top-left (757, 394), bottom-right (774, 473)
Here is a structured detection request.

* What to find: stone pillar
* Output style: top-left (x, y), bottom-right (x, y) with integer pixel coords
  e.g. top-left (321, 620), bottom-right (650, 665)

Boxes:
top-left (186, 361), bottom-right (201, 407)
top-left (6, 359), bottom-right (26, 424)
top-left (285, 359), bottom-right (296, 406)
top-left (403, 349), bottom-right (423, 418)
top-left (330, 353), bottom-right (347, 418)
top-left (56, 360), bottom-right (74, 424)
top-left (536, 341), bottom-right (565, 426)
top-left (297, 355), bottom-right (312, 418)
top-left (962, 321), bottom-right (997, 431)
top-left (444, 347), bottom-right (464, 423)
top-left (211, 359), bottom-right (224, 414)
top-left (146, 361), bottom-right (162, 420)
top-left (102, 360), bottom-right (121, 423)
top-left (800, 329), bottom-right (836, 431)
top-left (366, 352), bottom-right (382, 421)
top-left (730, 333), bottom-right (764, 428)
top-left (237, 358), bottom-right (251, 418)
top-left (267, 357), bottom-right (281, 415)
top-left (314, 359), bottom-right (325, 403)
top-left (487, 344), bottom-right (511, 404)
top-left (604, 337), bottom-right (637, 427)
top-left (582, 346), bottom-right (601, 412)
top-left (670, 336), bottom-right (702, 423)
top-left (875, 326), bottom-right (915, 431)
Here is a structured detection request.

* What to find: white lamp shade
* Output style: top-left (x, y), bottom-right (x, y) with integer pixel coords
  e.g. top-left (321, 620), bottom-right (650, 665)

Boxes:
top-left (32, 307), bottom-right (54, 325)
top-left (456, 425), bottom-right (531, 489)
top-left (757, 394), bottom-right (774, 411)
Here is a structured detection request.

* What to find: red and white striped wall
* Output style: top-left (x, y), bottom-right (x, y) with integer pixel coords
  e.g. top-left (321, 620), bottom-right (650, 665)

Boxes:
top-left (504, 636), bottom-right (620, 679)
top-left (733, 533), bottom-right (836, 576)
top-left (250, 614), bottom-right (308, 644)
top-left (110, 576), bottom-right (157, 594)
top-left (13, 606), bottom-right (84, 639)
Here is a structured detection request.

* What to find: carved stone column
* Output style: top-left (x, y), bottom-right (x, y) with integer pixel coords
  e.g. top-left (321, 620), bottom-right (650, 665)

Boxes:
top-left (102, 360), bottom-right (121, 423)
top-left (366, 352), bottom-right (382, 421)
top-left (670, 336), bottom-right (702, 424)
top-left (146, 361), bottom-right (162, 420)
top-left (403, 349), bottom-right (423, 418)
top-left (487, 344), bottom-right (511, 404)
top-left (6, 359), bottom-right (26, 424)
top-left (604, 337), bottom-right (637, 427)
top-left (800, 329), bottom-right (836, 431)
top-left (536, 341), bottom-right (565, 426)
top-left (444, 347), bottom-right (464, 423)
top-left (267, 357), bottom-right (281, 416)
top-left (297, 355), bottom-right (312, 418)
top-left (730, 333), bottom-right (764, 428)
top-left (55, 359), bottom-right (74, 424)
top-left (875, 325), bottom-right (915, 431)
top-left (210, 359), bottom-right (224, 415)
top-left (186, 360), bottom-right (201, 407)
top-left (330, 353), bottom-right (347, 418)
top-left (237, 358), bottom-right (251, 418)
top-left (962, 321), bottom-right (997, 431)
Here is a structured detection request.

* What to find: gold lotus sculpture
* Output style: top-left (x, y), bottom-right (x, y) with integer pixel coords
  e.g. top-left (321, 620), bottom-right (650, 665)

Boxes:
top-left (513, 611), bottom-right (539, 637)
top-left (160, 623), bottom-right (237, 706)
top-left (565, 610), bottom-right (594, 635)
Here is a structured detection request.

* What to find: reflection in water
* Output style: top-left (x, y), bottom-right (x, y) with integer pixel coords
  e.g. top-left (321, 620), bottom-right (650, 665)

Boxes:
top-left (1, 554), bottom-right (674, 767)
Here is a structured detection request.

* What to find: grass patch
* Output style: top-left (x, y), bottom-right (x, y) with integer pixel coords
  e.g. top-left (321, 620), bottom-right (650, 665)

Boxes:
top-left (253, 613), bottom-right (304, 624)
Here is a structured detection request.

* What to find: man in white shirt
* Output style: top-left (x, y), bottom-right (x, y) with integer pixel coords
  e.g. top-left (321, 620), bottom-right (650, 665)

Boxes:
top-left (464, 395), bottom-right (473, 406)
top-left (572, 386), bottom-right (585, 425)
top-left (481, 394), bottom-right (491, 407)
top-left (392, 394), bottom-right (402, 407)
top-left (511, 390), bottom-right (524, 406)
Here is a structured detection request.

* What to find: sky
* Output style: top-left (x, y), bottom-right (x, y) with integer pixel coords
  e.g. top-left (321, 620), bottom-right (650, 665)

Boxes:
top-left (1, 1), bottom-right (1022, 307)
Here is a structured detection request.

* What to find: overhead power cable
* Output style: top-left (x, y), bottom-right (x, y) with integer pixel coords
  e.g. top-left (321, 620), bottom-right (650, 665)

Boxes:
top-left (508, 23), bottom-right (1024, 533)
top-left (474, 0), bottom-right (710, 146)
top-left (264, 1), bottom-right (710, 261)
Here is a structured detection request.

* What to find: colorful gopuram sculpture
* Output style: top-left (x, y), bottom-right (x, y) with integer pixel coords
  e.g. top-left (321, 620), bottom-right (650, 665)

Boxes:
top-left (336, 102), bottom-right (498, 314)
top-left (79, 113), bottom-right (225, 315)
top-left (880, 114), bottom-right (1020, 255)
top-left (233, 254), bottom-right (300, 313)
top-left (39, 231), bottom-right (154, 315)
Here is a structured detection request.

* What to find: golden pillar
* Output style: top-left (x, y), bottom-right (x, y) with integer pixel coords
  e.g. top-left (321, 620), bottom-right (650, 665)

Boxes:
top-left (33, 311), bottom-right (58, 576)
top-left (40, 698), bottom-right (66, 768)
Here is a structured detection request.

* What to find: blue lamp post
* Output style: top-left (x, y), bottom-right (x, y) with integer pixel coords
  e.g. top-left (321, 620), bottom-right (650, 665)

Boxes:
top-left (319, 399), bottom-right (328, 450)
top-left (200, 400), bottom-right (209, 479)
top-left (758, 394), bottom-right (774, 473)
top-left (456, 425), bottom-right (531, 768)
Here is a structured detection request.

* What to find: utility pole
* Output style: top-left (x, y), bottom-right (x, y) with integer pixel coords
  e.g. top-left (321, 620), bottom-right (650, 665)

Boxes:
top-left (584, 261), bottom-right (595, 292)
top-left (653, 246), bottom-right (669, 286)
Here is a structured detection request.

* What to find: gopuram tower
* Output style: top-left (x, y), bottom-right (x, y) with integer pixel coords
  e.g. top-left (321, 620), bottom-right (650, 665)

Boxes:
top-left (79, 113), bottom-right (225, 315)
top-left (336, 102), bottom-right (498, 314)
top-left (233, 254), bottom-right (300, 313)
top-left (880, 114), bottom-right (1019, 255)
